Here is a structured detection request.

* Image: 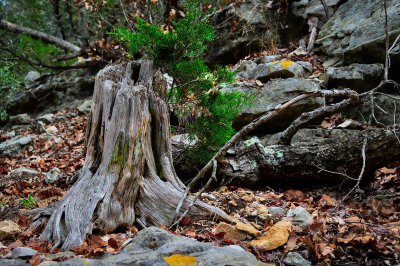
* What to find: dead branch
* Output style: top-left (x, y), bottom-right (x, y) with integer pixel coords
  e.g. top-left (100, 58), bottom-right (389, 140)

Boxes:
top-left (0, 19), bottom-right (81, 52)
top-left (307, 16), bottom-right (319, 55)
top-left (319, 0), bottom-right (330, 18)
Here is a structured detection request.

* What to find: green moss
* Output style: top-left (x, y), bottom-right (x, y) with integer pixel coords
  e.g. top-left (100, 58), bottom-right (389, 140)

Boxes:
top-left (108, 131), bottom-right (130, 175)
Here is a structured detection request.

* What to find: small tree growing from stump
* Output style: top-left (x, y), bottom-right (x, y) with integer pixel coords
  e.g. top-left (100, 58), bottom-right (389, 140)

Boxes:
top-left (42, 0), bottom-right (246, 249)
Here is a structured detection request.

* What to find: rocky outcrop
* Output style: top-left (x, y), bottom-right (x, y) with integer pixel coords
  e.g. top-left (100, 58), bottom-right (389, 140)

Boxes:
top-left (316, 0), bottom-right (400, 68)
top-left (220, 78), bottom-right (324, 132)
top-left (206, 0), bottom-right (304, 65)
top-left (10, 67), bottom-right (101, 115)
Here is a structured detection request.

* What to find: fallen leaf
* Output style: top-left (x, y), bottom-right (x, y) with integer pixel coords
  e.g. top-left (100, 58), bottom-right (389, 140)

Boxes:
top-left (251, 221), bottom-right (292, 250)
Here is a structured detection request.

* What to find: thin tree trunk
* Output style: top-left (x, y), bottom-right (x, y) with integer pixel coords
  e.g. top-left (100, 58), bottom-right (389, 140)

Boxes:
top-left (41, 61), bottom-right (234, 250)
top-left (0, 20), bottom-right (80, 52)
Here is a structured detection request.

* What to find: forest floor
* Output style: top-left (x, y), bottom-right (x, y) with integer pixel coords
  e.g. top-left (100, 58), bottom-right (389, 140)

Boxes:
top-left (1, 47), bottom-right (400, 265)
top-left (0, 107), bottom-right (399, 265)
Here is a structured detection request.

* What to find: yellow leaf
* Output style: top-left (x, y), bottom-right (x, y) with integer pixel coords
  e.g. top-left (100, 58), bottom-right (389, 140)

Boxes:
top-left (251, 221), bottom-right (292, 250)
top-left (164, 254), bottom-right (197, 266)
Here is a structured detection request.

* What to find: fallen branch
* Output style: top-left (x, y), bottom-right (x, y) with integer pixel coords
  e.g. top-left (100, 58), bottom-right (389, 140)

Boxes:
top-left (0, 19), bottom-right (81, 52)
top-left (172, 89), bottom-right (363, 222)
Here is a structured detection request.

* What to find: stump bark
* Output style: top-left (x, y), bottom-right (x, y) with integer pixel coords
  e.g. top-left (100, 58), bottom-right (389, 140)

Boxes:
top-left (42, 62), bottom-right (232, 249)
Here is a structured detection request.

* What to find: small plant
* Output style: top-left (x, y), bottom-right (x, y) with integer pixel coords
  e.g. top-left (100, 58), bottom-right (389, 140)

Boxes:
top-left (0, 62), bottom-right (19, 121)
top-left (21, 194), bottom-right (36, 208)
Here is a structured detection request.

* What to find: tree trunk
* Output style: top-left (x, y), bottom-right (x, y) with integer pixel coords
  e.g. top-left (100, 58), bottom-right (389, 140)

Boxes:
top-left (220, 128), bottom-right (400, 187)
top-left (41, 61), bottom-right (232, 250)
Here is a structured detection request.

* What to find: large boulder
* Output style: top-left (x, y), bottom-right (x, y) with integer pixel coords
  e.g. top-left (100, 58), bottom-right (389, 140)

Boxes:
top-left (316, 0), bottom-right (400, 67)
top-left (323, 63), bottom-right (384, 92)
top-left (220, 78), bottom-right (324, 132)
top-left (251, 60), bottom-right (312, 82)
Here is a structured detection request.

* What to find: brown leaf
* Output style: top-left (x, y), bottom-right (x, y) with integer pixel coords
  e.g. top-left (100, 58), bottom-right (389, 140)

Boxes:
top-left (319, 194), bottom-right (336, 208)
top-left (108, 238), bottom-right (119, 249)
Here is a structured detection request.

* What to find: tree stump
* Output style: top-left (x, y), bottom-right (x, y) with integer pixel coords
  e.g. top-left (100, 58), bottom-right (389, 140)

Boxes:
top-left (42, 61), bottom-right (232, 249)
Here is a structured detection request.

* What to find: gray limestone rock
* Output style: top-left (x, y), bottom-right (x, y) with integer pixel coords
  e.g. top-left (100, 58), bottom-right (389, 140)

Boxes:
top-left (323, 63), bottom-right (384, 92)
top-left (0, 136), bottom-right (32, 157)
top-left (284, 252), bottom-right (312, 266)
top-left (11, 247), bottom-right (38, 259)
top-left (287, 207), bottom-right (313, 227)
top-left (316, 0), bottom-right (400, 66)
top-left (251, 61), bottom-right (312, 82)
top-left (220, 78), bottom-right (323, 132)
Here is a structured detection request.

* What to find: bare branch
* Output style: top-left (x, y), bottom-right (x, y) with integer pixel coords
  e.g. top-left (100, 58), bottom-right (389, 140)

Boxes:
top-left (0, 19), bottom-right (81, 52)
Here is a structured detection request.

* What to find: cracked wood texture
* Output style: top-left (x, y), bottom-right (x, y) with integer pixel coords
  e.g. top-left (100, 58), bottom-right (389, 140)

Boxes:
top-left (220, 128), bottom-right (400, 187)
top-left (42, 62), bottom-right (231, 249)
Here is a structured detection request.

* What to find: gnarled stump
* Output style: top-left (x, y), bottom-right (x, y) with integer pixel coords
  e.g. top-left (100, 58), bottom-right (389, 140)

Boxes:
top-left (42, 62), bottom-right (232, 249)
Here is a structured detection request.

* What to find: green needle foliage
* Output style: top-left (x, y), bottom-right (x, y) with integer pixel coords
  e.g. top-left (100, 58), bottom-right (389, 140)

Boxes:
top-left (111, 0), bottom-right (251, 164)
top-left (0, 63), bottom-right (20, 121)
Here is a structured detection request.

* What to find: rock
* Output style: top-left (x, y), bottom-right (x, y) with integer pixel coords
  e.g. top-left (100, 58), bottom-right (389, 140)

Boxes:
top-left (9, 114), bottom-right (31, 125)
top-left (44, 251), bottom-right (75, 261)
top-left (0, 136), bottom-right (32, 157)
top-left (255, 55), bottom-right (281, 64)
top-left (171, 134), bottom-right (197, 147)
top-left (214, 222), bottom-right (247, 241)
top-left (316, 0), bottom-right (400, 67)
top-left (284, 252), bottom-right (312, 266)
top-left (11, 247), bottom-right (38, 259)
top-left (251, 221), bottom-right (292, 250)
top-left (287, 207), bottom-right (313, 227)
top-left (36, 121), bottom-right (46, 134)
top-left (37, 114), bottom-right (54, 124)
top-left (54, 227), bottom-right (265, 265)
top-left (206, 1), bottom-right (302, 65)
top-left (46, 126), bottom-right (58, 134)
top-left (0, 220), bottom-right (21, 240)
top-left (45, 167), bottom-right (61, 184)
top-left (268, 207), bottom-right (287, 223)
top-left (24, 71), bottom-right (40, 84)
top-left (7, 168), bottom-right (40, 178)
top-left (0, 259), bottom-right (30, 266)
top-left (233, 60), bottom-right (258, 79)
top-left (221, 78), bottom-right (323, 132)
top-left (323, 63), bottom-right (384, 92)
top-left (11, 67), bottom-right (100, 116)
top-left (251, 60), bottom-right (312, 82)
top-left (236, 223), bottom-right (261, 237)
top-left (291, 0), bottom-right (343, 21)
top-left (77, 100), bottom-right (92, 114)
top-left (359, 93), bottom-right (400, 126)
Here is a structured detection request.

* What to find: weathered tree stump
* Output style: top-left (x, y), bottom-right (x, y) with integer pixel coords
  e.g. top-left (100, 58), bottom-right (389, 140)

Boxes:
top-left (42, 62), bottom-right (232, 249)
